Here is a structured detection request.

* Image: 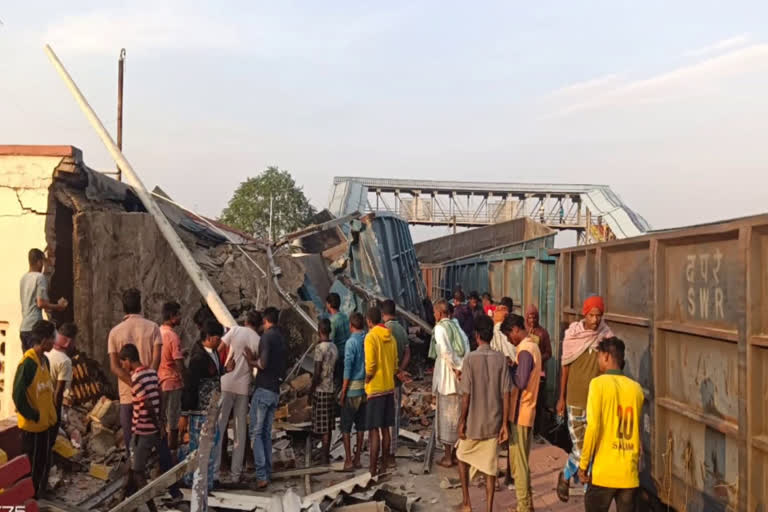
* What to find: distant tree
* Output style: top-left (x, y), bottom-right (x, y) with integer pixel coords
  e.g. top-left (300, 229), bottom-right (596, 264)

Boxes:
top-left (220, 166), bottom-right (316, 240)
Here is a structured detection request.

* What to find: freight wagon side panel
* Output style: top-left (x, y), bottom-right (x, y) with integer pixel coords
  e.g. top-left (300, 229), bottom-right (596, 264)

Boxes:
top-left (554, 215), bottom-right (768, 512)
top-left (655, 232), bottom-right (742, 512)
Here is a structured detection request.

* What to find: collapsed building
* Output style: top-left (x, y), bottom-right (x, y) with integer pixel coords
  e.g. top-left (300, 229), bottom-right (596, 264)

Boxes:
top-left (0, 145), bottom-right (429, 418)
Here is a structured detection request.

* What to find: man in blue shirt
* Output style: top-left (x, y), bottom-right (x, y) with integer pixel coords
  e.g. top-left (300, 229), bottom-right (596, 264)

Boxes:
top-left (338, 312), bottom-right (367, 471)
top-left (326, 293), bottom-right (350, 391)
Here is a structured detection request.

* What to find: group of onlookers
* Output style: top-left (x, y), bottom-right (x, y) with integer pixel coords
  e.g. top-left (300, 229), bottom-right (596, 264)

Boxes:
top-left (445, 291), bottom-right (644, 512)
top-left (15, 247), bottom-right (644, 512)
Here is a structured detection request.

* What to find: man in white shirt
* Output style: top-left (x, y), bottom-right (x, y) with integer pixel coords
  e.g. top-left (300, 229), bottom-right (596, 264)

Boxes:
top-left (431, 300), bottom-right (469, 468)
top-left (216, 310), bottom-right (262, 483)
top-left (19, 249), bottom-right (67, 350)
top-left (45, 322), bottom-right (77, 433)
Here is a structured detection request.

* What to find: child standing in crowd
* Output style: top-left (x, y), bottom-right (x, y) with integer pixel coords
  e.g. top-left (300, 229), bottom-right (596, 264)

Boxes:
top-left (119, 343), bottom-right (162, 509)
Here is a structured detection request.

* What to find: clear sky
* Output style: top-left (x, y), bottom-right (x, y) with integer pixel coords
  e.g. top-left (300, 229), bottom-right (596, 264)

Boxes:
top-left (2, 2), bottom-right (768, 240)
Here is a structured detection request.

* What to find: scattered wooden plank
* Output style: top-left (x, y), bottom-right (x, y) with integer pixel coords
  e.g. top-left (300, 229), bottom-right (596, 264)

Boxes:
top-left (106, 451), bottom-right (197, 512)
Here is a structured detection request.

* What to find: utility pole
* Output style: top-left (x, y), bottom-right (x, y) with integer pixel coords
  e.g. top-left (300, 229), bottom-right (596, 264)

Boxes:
top-left (117, 48), bottom-right (125, 181)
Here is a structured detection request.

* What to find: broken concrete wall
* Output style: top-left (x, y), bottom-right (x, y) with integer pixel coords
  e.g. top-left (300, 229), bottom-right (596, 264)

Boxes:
top-left (72, 210), bottom-right (309, 372)
top-left (0, 148), bottom-right (77, 417)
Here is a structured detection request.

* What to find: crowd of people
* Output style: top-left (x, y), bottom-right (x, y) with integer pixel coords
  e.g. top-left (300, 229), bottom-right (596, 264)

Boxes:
top-left (14, 247), bottom-right (644, 512)
top-left (447, 292), bottom-right (644, 512)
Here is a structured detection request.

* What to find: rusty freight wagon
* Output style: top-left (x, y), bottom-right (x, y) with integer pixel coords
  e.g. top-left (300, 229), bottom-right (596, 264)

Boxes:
top-left (552, 213), bottom-right (768, 512)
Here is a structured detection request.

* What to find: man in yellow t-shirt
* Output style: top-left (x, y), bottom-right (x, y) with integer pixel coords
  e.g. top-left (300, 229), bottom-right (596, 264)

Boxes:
top-left (578, 337), bottom-right (643, 512)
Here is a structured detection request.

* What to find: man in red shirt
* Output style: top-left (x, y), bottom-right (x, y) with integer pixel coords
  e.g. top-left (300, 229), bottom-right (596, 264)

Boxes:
top-left (158, 302), bottom-right (185, 453)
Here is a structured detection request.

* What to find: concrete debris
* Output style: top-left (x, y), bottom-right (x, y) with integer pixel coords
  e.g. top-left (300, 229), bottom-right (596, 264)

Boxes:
top-left (88, 462), bottom-right (111, 481)
top-left (439, 476), bottom-right (460, 489)
top-left (52, 435), bottom-right (79, 459)
top-left (87, 397), bottom-right (120, 429)
top-left (289, 373), bottom-right (312, 394)
top-left (48, 465), bottom-right (63, 489)
top-left (372, 488), bottom-right (419, 512)
top-left (87, 429), bottom-right (117, 458)
top-left (285, 396), bottom-right (312, 424)
top-left (397, 429), bottom-right (422, 444)
top-left (400, 390), bottom-right (434, 419)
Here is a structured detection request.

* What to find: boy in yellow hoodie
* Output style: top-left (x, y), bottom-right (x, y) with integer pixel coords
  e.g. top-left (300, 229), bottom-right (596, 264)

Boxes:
top-left (364, 305), bottom-right (398, 476)
top-left (13, 319), bottom-right (57, 497)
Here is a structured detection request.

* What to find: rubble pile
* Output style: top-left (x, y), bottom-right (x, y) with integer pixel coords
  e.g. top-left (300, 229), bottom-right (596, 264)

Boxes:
top-left (399, 380), bottom-right (435, 437)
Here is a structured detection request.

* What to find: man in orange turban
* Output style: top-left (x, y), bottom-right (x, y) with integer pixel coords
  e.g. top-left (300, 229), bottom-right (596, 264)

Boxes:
top-left (556, 295), bottom-right (613, 503)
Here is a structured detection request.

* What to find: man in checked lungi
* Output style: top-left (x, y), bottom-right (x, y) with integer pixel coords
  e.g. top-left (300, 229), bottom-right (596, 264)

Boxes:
top-left (430, 299), bottom-right (470, 468)
top-left (311, 318), bottom-right (338, 465)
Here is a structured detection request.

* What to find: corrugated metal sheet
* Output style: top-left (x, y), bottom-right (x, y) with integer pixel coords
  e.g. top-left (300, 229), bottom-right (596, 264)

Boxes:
top-left (553, 213), bottom-right (768, 512)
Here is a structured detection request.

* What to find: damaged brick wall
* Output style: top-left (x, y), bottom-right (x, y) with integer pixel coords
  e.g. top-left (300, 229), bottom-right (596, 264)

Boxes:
top-left (72, 210), bottom-right (311, 372)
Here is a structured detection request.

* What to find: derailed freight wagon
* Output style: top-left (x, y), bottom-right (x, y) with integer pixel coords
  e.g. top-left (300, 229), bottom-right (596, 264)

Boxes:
top-left (552, 214), bottom-right (768, 512)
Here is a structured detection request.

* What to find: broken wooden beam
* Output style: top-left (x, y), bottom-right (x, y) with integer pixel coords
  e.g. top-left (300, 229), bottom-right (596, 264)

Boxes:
top-left (105, 451), bottom-right (197, 512)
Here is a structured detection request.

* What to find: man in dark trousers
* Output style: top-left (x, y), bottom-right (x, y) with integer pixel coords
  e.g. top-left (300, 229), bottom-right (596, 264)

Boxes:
top-left (245, 307), bottom-right (287, 489)
top-left (13, 320), bottom-right (57, 497)
top-left (579, 337), bottom-right (644, 512)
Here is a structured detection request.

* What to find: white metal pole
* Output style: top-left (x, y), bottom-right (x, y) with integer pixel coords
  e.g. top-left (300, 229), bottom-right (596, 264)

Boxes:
top-left (44, 44), bottom-right (236, 328)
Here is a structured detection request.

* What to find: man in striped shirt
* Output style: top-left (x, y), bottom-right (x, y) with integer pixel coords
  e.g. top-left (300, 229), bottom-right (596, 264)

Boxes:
top-left (120, 343), bottom-right (162, 500)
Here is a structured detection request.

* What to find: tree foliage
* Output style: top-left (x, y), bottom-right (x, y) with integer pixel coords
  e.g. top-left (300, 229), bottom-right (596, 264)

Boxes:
top-left (220, 166), bottom-right (316, 240)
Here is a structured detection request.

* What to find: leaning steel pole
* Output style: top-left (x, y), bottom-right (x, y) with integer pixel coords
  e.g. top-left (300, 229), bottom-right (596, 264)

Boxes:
top-left (43, 44), bottom-right (236, 331)
top-left (45, 43), bottom-right (232, 511)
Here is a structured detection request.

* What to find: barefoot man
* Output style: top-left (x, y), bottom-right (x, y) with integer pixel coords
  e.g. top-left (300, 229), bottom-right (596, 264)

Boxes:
top-left (429, 299), bottom-right (469, 468)
top-left (456, 315), bottom-right (510, 512)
